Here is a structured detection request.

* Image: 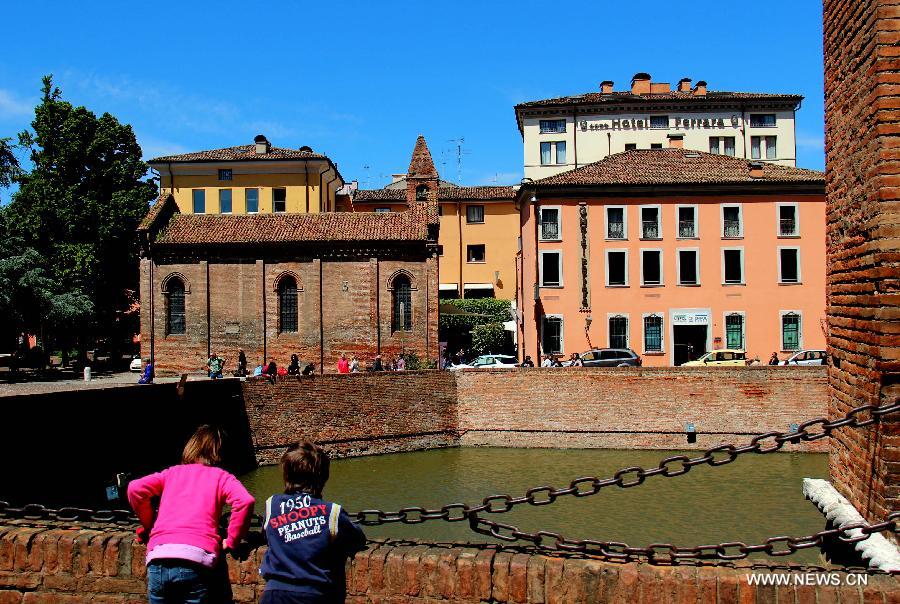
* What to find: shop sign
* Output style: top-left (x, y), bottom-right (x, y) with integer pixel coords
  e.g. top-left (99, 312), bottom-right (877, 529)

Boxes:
top-left (672, 312), bottom-right (709, 325)
top-left (579, 115), bottom-right (740, 132)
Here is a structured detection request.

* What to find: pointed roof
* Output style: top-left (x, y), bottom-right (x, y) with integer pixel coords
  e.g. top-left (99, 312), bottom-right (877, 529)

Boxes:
top-left (407, 135), bottom-right (438, 179)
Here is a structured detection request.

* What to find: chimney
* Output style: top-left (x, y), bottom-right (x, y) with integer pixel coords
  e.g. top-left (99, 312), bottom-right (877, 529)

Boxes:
top-left (677, 78), bottom-right (692, 93)
top-left (391, 173), bottom-right (406, 184)
top-left (631, 72), bottom-right (651, 95)
top-left (693, 80), bottom-right (708, 96)
top-left (650, 82), bottom-right (671, 94)
top-left (749, 161), bottom-right (764, 178)
top-left (254, 134), bottom-right (269, 154)
top-left (600, 80), bottom-right (614, 94)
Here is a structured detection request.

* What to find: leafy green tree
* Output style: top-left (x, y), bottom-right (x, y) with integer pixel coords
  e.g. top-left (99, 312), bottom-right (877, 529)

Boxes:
top-left (470, 322), bottom-right (508, 355)
top-left (3, 75), bottom-right (156, 357)
top-left (439, 298), bottom-right (513, 356)
top-left (0, 138), bottom-right (20, 200)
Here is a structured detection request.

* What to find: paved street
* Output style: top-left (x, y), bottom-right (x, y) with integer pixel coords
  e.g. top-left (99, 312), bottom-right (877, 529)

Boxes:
top-left (0, 370), bottom-right (198, 397)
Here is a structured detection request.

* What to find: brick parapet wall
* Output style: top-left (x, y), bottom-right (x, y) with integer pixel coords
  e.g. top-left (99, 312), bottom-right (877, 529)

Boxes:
top-left (242, 371), bottom-right (458, 465)
top-left (824, 0), bottom-right (900, 527)
top-left (2, 522), bottom-right (897, 603)
top-left (455, 367), bottom-right (829, 452)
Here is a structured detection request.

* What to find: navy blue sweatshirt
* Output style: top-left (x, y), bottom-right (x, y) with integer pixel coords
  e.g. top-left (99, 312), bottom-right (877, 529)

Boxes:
top-left (260, 492), bottom-right (366, 601)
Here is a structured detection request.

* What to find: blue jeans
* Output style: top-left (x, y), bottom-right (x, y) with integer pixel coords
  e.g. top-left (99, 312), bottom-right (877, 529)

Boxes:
top-left (148, 561), bottom-right (209, 604)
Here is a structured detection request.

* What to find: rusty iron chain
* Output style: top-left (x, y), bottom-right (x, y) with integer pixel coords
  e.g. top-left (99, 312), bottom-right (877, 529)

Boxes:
top-left (465, 511), bottom-right (900, 563)
top-left (348, 401), bottom-right (900, 526)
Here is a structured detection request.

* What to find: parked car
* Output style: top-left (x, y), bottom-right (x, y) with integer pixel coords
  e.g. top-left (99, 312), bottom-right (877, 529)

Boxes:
top-left (682, 349), bottom-right (748, 367)
top-left (449, 354), bottom-right (519, 370)
top-left (782, 350), bottom-right (827, 366)
top-left (575, 349), bottom-right (642, 367)
top-left (129, 356), bottom-right (143, 372)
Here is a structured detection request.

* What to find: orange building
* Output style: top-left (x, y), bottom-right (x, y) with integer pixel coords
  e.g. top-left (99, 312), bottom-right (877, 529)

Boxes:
top-left (516, 148), bottom-right (826, 366)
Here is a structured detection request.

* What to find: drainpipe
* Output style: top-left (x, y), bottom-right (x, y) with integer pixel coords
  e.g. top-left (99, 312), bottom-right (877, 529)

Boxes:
top-left (149, 256), bottom-right (154, 368)
top-left (324, 168), bottom-right (338, 213)
top-left (532, 189), bottom-right (541, 359)
top-left (607, 132), bottom-right (612, 157)
top-left (457, 199), bottom-right (464, 298)
top-left (741, 104), bottom-right (747, 159)
top-left (319, 259), bottom-right (325, 374)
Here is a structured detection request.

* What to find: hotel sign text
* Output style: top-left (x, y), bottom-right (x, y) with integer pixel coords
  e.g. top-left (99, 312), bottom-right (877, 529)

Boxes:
top-left (579, 115), bottom-right (741, 132)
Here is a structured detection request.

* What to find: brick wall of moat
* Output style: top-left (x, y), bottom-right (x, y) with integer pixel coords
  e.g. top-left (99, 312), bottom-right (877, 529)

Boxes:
top-left (2, 523), bottom-right (898, 603)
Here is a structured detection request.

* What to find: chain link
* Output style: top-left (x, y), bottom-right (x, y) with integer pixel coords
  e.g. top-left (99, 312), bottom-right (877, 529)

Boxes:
top-left (465, 511), bottom-right (900, 563)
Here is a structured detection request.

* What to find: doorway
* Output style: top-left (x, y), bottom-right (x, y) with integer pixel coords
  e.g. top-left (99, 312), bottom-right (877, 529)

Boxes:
top-left (673, 325), bottom-right (708, 365)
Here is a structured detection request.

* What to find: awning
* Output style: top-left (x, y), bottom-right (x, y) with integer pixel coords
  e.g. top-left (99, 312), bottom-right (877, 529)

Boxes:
top-left (463, 283), bottom-right (494, 290)
top-left (439, 283), bottom-right (458, 291)
top-left (502, 320), bottom-right (517, 332)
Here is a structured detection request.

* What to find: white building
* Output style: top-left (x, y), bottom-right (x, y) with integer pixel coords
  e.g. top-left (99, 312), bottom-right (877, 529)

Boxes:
top-left (515, 73), bottom-right (801, 180)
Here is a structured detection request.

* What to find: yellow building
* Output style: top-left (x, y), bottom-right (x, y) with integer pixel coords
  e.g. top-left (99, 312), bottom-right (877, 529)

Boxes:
top-left (351, 143), bottom-right (518, 300)
top-left (148, 135), bottom-right (344, 215)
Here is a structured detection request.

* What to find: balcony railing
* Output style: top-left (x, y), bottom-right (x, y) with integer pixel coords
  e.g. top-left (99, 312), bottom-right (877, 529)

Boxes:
top-left (607, 221), bottom-right (625, 239)
top-left (779, 218), bottom-right (797, 236)
top-left (541, 222), bottom-right (560, 240)
top-left (642, 221), bottom-right (660, 239)
top-left (678, 220), bottom-right (696, 238)
top-left (723, 220), bottom-right (742, 238)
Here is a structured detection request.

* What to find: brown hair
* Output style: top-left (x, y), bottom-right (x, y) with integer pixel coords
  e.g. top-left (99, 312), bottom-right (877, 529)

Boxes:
top-left (281, 441), bottom-right (330, 496)
top-left (181, 425), bottom-right (226, 466)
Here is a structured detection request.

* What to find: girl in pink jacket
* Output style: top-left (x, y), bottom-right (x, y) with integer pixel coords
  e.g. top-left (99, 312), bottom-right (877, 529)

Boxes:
top-left (127, 425), bottom-right (256, 604)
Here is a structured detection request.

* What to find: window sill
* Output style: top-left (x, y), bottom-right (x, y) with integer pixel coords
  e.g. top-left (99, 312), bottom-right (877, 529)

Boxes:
top-left (643, 351), bottom-right (665, 356)
top-left (640, 284), bottom-right (664, 288)
top-left (606, 284), bottom-right (629, 288)
top-left (778, 281), bottom-right (802, 285)
top-left (677, 282), bottom-right (701, 287)
top-left (721, 236), bottom-right (744, 240)
top-left (467, 221), bottom-right (485, 225)
top-left (676, 237), bottom-right (699, 241)
top-left (540, 284), bottom-right (563, 289)
top-left (640, 237), bottom-right (663, 241)
top-left (539, 238), bottom-right (562, 243)
top-left (778, 234), bottom-right (801, 239)
top-left (467, 261), bottom-right (487, 264)
top-left (723, 282), bottom-right (746, 286)
top-left (605, 238), bottom-right (628, 242)
top-left (781, 350), bottom-right (801, 354)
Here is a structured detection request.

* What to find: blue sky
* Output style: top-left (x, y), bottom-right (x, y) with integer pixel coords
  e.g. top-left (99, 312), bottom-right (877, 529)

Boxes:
top-left (0, 0), bottom-right (824, 194)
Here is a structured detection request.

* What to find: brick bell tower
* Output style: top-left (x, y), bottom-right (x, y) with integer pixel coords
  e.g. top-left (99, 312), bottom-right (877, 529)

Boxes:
top-left (406, 135), bottom-right (439, 207)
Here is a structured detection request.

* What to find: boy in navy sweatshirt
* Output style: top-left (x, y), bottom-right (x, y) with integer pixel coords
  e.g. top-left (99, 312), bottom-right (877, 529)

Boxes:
top-left (260, 442), bottom-right (366, 604)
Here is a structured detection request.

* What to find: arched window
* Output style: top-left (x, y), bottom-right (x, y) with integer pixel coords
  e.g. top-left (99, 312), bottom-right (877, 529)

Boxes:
top-left (392, 275), bottom-right (412, 332)
top-left (415, 185), bottom-right (428, 201)
top-left (278, 276), bottom-right (298, 333)
top-left (166, 277), bottom-right (186, 335)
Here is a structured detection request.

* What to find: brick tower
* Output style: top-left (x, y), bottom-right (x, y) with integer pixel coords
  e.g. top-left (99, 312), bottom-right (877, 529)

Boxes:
top-left (406, 135), bottom-right (439, 207)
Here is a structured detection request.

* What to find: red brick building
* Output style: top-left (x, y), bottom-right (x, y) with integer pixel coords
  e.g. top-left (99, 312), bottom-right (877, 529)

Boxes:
top-left (138, 139), bottom-right (440, 375)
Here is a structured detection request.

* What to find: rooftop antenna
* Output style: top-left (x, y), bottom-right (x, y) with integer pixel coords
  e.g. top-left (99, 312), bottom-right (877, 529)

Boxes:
top-left (447, 137), bottom-right (470, 185)
top-left (362, 164), bottom-right (371, 189)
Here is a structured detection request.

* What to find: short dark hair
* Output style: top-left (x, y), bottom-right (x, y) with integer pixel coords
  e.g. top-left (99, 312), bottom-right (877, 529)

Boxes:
top-left (281, 441), bottom-right (330, 496)
top-left (182, 425), bottom-right (226, 466)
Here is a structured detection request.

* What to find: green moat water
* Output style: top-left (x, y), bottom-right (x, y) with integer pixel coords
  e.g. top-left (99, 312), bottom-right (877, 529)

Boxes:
top-left (241, 447), bottom-right (831, 565)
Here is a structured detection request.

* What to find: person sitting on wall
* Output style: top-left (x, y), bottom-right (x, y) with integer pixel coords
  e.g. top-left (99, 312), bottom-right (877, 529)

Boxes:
top-left (568, 352), bottom-right (584, 367)
top-left (302, 363), bottom-right (315, 376)
top-left (551, 356), bottom-right (564, 368)
top-left (138, 360), bottom-right (154, 384)
top-left (337, 353), bottom-right (350, 374)
top-left (349, 356), bottom-right (360, 373)
top-left (207, 352), bottom-right (225, 379)
top-left (519, 356), bottom-right (534, 368)
top-left (540, 355), bottom-right (553, 367)
top-left (253, 363), bottom-right (264, 377)
top-left (288, 354), bottom-right (301, 375)
top-left (265, 360), bottom-right (278, 384)
top-left (372, 355), bottom-right (384, 371)
top-left (768, 352), bottom-right (780, 366)
top-left (395, 355), bottom-right (406, 371)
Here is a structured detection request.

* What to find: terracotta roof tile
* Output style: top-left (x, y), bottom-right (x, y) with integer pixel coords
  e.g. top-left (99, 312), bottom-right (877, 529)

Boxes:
top-left (147, 145), bottom-right (326, 163)
top-left (535, 149), bottom-right (824, 187)
top-left (138, 194), bottom-right (174, 230)
top-left (516, 90), bottom-right (804, 109)
top-left (354, 185), bottom-right (516, 203)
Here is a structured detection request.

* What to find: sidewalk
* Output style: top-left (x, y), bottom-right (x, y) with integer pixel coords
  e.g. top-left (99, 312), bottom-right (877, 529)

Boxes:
top-left (0, 370), bottom-right (198, 397)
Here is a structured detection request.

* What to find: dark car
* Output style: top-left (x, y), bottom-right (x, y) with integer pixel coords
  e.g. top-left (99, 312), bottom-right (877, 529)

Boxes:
top-left (577, 348), bottom-right (642, 367)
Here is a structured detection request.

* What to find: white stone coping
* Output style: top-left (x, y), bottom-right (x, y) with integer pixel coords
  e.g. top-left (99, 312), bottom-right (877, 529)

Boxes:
top-left (803, 478), bottom-right (900, 572)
